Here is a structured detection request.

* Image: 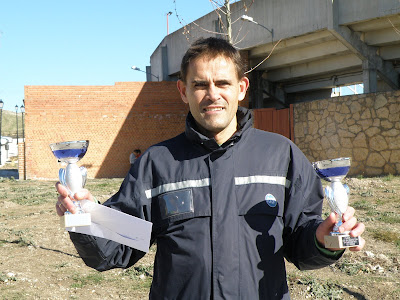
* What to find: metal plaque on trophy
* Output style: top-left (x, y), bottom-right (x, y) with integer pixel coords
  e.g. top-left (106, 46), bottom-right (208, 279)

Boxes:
top-left (50, 140), bottom-right (91, 228)
top-left (312, 157), bottom-right (360, 249)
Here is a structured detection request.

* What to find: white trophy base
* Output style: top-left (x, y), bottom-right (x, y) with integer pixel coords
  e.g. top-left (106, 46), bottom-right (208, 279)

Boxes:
top-left (61, 213), bottom-right (91, 227)
top-left (324, 232), bottom-right (360, 249)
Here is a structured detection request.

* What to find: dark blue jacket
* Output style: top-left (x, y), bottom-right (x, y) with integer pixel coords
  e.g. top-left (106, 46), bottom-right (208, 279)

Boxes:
top-left (70, 107), bottom-right (341, 299)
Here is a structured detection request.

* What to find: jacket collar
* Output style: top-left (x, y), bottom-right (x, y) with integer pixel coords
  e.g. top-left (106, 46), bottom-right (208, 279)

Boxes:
top-left (185, 106), bottom-right (253, 151)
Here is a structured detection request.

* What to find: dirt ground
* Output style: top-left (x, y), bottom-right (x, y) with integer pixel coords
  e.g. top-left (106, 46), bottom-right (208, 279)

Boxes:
top-left (0, 174), bottom-right (399, 299)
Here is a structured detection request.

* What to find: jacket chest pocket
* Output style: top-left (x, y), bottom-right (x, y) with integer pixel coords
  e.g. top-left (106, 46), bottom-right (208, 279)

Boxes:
top-left (236, 183), bottom-right (285, 233)
top-left (236, 183), bottom-right (285, 253)
top-left (159, 189), bottom-right (194, 221)
top-left (152, 187), bottom-right (211, 229)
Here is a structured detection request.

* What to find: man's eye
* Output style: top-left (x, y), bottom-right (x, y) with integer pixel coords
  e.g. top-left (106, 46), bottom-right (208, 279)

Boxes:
top-left (194, 83), bottom-right (207, 88)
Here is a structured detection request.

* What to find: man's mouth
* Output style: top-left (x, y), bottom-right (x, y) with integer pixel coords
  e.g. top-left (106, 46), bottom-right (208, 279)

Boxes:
top-left (204, 107), bottom-right (224, 112)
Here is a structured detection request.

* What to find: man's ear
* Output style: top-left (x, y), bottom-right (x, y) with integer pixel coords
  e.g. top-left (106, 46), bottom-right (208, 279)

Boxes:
top-left (238, 77), bottom-right (249, 102)
top-left (177, 80), bottom-right (188, 104)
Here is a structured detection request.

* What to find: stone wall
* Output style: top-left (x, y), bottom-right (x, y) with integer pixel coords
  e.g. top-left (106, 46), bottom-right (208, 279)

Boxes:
top-left (294, 91), bottom-right (400, 176)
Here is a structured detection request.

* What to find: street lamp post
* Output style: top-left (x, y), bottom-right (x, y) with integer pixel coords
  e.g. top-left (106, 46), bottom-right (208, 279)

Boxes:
top-left (241, 15), bottom-right (274, 39)
top-left (20, 105), bottom-right (25, 140)
top-left (15, 105), bottom-right (19, 144)
top-left (166, 11), bottom-right (172, 35)
top-left (131, 66), bottom-right (160, 81)
top-left (0, 99), bottom-right (3, 166)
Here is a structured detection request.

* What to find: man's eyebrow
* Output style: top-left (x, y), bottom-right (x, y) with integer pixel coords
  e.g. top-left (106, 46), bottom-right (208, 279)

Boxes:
top-left (215, 79), bottom-right (232, 84)
top-left (191, 79), bottom-right (232, 84)
top-left (191, 80), bottom-right (208, 85)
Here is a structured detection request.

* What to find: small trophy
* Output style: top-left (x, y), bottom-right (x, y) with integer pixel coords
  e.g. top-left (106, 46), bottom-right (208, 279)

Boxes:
top-left (313, 157), bottom-right (360, 249)
top-left (50, 140), bottom-right (91, 228)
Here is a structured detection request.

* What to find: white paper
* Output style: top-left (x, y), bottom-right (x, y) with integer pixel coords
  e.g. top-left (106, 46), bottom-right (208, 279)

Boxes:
top-left (66, 200), bottom-right (152, 253)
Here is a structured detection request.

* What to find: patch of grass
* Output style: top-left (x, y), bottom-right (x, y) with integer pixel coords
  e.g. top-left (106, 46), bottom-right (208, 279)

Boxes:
top-left (377, 212), bottom-right (400, 224)
top-left (54, 262), bottom-right (70, 269)
top-left (334, 258), bottom-right (369, 275)
top-left (293, 275), bottom-right (343, 299)
top-left (382, 174), bottom-right (395, 182)
top-left (371, 228), bottom-right (400, 247)
top-left (123, 265), bottom-right (153, 279)
top-left (0, 228), bottom-right (36, 247)
top-left (0, 272), bottom-right (17, 283)
top-left (71, 272), bottom-right (104, 289)
top-left (352, 199), bottom-right (374, 210)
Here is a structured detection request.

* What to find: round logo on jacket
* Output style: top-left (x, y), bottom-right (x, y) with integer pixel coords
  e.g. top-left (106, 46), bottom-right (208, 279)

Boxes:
top-left (265, 194), bottom-right (277, 207)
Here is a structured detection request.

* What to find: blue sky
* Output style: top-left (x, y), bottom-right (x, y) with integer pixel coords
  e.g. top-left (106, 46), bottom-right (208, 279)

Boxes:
top-left (0, 1), bottom-right (215, 111)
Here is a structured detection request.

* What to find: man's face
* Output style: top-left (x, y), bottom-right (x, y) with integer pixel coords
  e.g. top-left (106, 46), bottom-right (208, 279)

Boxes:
top-left (177, 55), bottom-right (249, 144)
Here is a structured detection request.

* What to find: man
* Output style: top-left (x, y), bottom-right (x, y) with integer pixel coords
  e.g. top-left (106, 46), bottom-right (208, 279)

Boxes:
top-left (129, 149), bottom-right (141, 164)
top-left (56, 37), bottom-right (365, 299)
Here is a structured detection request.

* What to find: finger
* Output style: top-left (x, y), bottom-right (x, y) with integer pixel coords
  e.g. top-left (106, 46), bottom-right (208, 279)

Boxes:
top-left (55, 201), bottom-right (65, 216)
top-left (57, 193), bottom-right (77, 214)
top-left (342, 206), bottom-right (355, 222)
top-left (349, 222), bottom-right (365, 237)
top-left (55, 182), bottom-right (69, 197)
top-left (315, 212), bottom-right (337, 245)
top-left (339, 216), bottom-right (358, 233)
top-left (349, 236), bottom-right (365, 252)
top-left (74, 189), bottom-right (94, 202)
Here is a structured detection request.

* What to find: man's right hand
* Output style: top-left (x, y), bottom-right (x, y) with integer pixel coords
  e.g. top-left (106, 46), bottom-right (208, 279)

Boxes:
top-left (55, 182), bottom-right (95, 216)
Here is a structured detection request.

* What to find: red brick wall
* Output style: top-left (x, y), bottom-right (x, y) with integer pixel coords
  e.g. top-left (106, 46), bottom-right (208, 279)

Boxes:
top-left (24, 82), bottom-right (189, 179)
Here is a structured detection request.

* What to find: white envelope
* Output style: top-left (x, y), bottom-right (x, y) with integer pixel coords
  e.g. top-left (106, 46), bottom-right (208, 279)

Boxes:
top-left (66, 200), bottom-right (152, 253)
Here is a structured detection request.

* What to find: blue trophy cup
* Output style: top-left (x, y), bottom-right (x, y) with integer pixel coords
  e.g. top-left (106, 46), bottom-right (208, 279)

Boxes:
top-left (50, 140), bottom-right (91, 227)
top-left (313, 157), bottom-right (360, 249)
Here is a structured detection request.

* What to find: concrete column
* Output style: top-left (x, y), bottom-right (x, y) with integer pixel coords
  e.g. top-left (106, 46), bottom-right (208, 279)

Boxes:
top-left (161, 46), bottom-right (169, 81)
top-left (362, 60), bottom-right (377, 93)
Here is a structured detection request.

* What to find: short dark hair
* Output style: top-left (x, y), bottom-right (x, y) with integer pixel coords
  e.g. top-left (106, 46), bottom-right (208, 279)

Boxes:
top-left (179, 37), bottom-right (245, 83)
top-left (133, 149), bottom-right (141, 154)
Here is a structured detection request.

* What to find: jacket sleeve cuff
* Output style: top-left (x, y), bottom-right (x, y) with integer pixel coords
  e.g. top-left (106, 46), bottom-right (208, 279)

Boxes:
top-left (314, 234), bottom-right (345, 258)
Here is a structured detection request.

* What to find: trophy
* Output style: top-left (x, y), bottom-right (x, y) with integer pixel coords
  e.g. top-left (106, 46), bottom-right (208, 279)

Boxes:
top-left (50, 140), bottom-right (91, 228)
top-left (312, 157), bottom-right (360, 249)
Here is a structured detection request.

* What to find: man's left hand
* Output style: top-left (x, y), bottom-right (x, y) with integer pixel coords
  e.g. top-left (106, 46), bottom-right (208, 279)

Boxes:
top-left (316, 206), bottom-right (365, 251)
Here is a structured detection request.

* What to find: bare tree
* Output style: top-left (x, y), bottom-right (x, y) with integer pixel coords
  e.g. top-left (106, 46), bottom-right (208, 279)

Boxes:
top-left (172, 0), bottom-right (282, 75)
top-left (173, 0), bottom-right (254, 44)
top-left (388, 18), bottom-right (400, 36)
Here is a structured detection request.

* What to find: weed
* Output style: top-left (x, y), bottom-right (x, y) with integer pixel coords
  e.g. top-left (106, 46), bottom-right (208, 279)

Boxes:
top-left (124, 265), bottom-right (153, 279)
top-left (295, 275), bottom-right (343, 299)
top-left (371, 228), bottom-right (400, 245)
top-left (382, 174), bottom-right (394, 182)
top-left (360, 190), bottom-right (373, 197)
top-left (352, 199), bottom-right (373, 210)
top-left (0, 272), bottom-right (17, 283)
top-left (55, 262), bottom-right (70, 269)
top-left (71, 272), bottom-right (104, 289)
top-left (335, 258), bottom-right (369, 275)
top-left (396, 240), bottom-right (400, 250)
top-left (377, 212), bottom-right (400, 224)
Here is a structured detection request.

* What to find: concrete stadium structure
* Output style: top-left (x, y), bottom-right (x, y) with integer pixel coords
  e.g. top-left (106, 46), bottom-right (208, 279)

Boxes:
top-left (149, 0), bottom-right (400, 108)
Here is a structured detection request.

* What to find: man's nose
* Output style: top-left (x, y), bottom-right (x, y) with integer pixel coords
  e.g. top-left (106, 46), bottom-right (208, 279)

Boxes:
top-left (207, 84), bottom-right (220, 101)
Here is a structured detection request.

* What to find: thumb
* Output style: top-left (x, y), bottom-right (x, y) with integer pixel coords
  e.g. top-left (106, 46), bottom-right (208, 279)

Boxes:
top-left (316, 212), bottom-right (337, 245)
top-left (55, 182), bottom-right (70, 198)
top-left (74, 189), bottom-right (94, 202)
